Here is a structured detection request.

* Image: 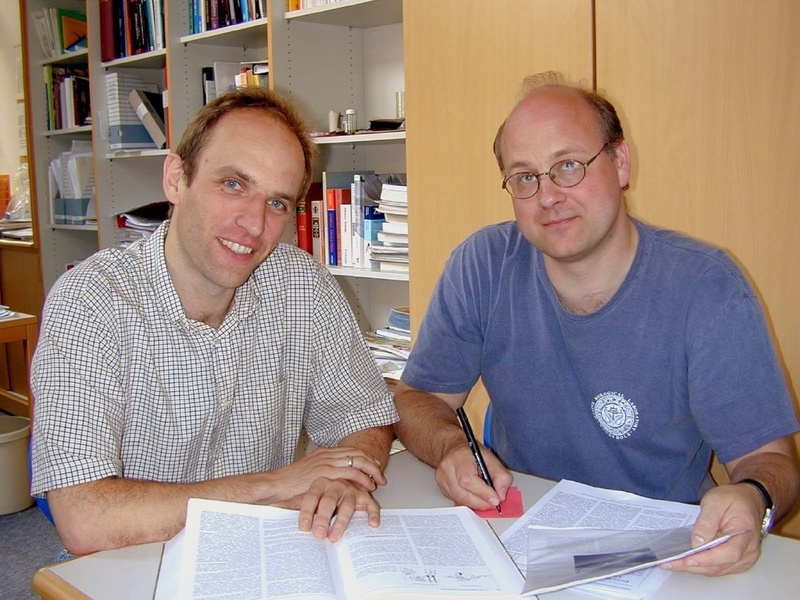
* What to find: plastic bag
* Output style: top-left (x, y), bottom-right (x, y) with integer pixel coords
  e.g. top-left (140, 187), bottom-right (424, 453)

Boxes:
top-left (5, 164), bottom-right (30, 220)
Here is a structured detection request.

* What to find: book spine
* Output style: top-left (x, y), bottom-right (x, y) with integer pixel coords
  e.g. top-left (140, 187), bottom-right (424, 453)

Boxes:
top-left (339, 202), bottom-right (352, 267)
top-left (99, 0), bottom-right (116, 61)
top-left (295, 199), bottom-right (312, 254)
top-left (351, 175), bottom-right (363, 268)
top-left (310, 199), bottom-right (325, 263)
top-left (325, 188), bottom-right (337, 266)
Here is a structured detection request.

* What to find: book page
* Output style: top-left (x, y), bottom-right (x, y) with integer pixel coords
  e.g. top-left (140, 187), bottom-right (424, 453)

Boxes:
top-left (334, 506), bottom-right (524, 598)
top-left (178, 499), bottom-right (338, 600)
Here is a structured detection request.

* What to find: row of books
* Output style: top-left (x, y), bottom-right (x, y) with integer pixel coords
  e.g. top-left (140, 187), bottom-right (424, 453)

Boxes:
top-left (296, 172), bottom-right (408, 273)
top-left (190, 0), bottom-right (267, 35)
top-left (32, 7), bottom-right (87, 58)
top-left (43, 66), bottom-right (91, 131)
top-left (201, 60), bottom-right (270, 105)
top-left (99, 0), bottom-right (166, 62)
top-left (288, 0), bottom-right (350, 10)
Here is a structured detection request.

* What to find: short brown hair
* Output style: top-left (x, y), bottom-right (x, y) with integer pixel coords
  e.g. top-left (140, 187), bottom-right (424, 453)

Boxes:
top-left (175, 87), bottom-right (318, 197)
top-left (493, 71), bottom-right (625, 172)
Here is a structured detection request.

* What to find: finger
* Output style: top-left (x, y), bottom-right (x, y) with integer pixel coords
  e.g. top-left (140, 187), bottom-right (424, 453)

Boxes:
top-left (326, 494), bottom-right (357, 542)
top-left (342, 453), bottom-right (386, 485)
top-left (297, 481), bottom-right (325, 533)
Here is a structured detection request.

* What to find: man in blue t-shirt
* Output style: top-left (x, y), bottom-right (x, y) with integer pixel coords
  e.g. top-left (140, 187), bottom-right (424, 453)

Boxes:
top-left (394, 72), bottom-right (799, 576)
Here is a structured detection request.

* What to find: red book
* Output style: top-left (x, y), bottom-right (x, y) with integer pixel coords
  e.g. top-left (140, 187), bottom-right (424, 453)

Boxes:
top-left (99, 0), bottom-right (116, 61)
top-left (296, 199), bottom-right (312, 254)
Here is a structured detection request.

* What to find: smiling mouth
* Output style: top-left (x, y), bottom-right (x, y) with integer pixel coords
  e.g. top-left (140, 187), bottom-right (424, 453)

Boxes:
top-left (219, 238), bottom-right (254, 255)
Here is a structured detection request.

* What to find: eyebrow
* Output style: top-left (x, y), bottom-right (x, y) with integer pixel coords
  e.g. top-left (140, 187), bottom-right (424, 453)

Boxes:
top-left (505, 146), bottom-right (589, 173)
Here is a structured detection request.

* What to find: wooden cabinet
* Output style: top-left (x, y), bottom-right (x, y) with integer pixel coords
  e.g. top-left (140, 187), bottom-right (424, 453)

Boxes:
top-left (405, 0), bottom-right (800, 536)
top-left (596, 0), bottom-right (800, 537)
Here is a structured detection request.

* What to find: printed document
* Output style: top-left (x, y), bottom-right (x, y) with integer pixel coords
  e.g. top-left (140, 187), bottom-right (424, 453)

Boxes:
top-left (500, 480), bottom-right (734, 599)
top-left (155, 498), bottom-right (524, 599)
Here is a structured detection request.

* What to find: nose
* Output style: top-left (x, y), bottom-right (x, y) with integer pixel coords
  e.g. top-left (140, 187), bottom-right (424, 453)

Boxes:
top-left (235, 198), bottom-right (268, 238)
top-left (536, 175), bottom-right (566, 209)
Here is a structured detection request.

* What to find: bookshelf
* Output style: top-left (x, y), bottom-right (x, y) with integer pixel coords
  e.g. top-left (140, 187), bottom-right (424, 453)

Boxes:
top-left (272, 0), bottom-right (408, 332)
top-left (20, 0), bottom-right (97, 290)
top-left (21, 0), bottom-right (407, 332)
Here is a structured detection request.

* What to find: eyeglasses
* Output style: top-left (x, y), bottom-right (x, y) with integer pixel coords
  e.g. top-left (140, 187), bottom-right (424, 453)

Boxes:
top-left (502, 143), bottom-right (610, 200)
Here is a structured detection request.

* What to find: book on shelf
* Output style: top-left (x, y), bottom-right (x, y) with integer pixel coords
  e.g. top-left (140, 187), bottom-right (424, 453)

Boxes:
top-left (376, 230), bottom-right (408, 245)
top-left (106, 70), bottom-right (163, 152)
top-left (310, 198), bottom-right (325, 264)
top-left (388, 306), bottom-right (411, 331)
top-left (43, 66), bottom-right (90, 131)
top-left (339, 200), bottom-right (353, 266)
top-left (153, 498), bottom-right (524, 600)
top-left (380, 220), bottom-right (408, 235)
top-left (295, 199), bottom-right (312, 254)
top-left (322, 170), bottom-right (375, 267)
top-left (190, 0), bottom-right (266, 35)
top-left (128, 89), bottom-right (167, 149)
top-left (56, 8), bottom-right (87, 53)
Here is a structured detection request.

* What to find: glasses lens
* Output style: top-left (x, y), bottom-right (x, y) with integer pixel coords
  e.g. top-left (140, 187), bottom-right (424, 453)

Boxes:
top-left (508, 173), bottom-right (539, 199)
top-left (551, 160), bottom-right (586, 188)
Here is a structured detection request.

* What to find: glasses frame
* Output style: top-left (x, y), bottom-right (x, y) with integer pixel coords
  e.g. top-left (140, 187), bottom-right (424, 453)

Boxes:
top-left (502, 142), bottom-right (611, 200)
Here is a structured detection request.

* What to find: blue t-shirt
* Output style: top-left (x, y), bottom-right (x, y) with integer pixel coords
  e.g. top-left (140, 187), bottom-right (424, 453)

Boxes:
top-left (402, 219), bottom-right (798, 503)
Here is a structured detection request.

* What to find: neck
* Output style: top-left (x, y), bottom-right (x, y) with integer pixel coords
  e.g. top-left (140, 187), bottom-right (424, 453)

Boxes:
top-left (546, 218), bottom-right (639, 315)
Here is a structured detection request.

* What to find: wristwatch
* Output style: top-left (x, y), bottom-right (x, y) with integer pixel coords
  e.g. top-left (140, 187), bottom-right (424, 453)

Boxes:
top-left (739, 478), bottom-right (775, 539)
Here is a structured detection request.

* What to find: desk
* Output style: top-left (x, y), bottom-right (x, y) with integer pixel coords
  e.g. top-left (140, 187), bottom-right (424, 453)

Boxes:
top-left (0, 312), bottom-right (38, 419)
top-left (32, 451), bottom-right (800, 599)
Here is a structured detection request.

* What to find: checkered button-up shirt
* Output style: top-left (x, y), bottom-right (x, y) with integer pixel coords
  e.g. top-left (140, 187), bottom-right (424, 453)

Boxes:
top-left (31, 222), bottom-right (398, 494)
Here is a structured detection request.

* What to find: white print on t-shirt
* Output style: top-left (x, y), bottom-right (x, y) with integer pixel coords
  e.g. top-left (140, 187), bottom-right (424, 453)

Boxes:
top-left (592, 391), bottom-right (639, 439)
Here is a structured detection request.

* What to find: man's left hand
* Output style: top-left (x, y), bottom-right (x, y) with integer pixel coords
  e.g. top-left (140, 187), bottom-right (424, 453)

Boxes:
top-left (660, 483), bottom-right (763, 575)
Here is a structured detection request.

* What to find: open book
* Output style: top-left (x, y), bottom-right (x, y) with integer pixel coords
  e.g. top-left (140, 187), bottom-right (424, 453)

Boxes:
top-left (155, 498), bottom-right (524, 599)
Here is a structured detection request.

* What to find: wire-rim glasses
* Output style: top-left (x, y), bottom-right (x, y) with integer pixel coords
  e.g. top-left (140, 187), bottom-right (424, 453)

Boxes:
top-left (502, 142), bottom-right (610, 200)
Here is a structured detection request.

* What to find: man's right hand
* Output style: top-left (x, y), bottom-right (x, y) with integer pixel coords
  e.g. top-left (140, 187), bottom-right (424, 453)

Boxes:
top-left (434, 441), bottom-right (513, 511)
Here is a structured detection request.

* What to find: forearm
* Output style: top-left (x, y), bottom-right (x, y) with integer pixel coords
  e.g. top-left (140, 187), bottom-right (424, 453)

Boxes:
top-left (48, 471), bottom-right (286, 555)
top-left (726, 438), bottom-right (800, 522)
top-left (393, 382), bottom-right (467, 468)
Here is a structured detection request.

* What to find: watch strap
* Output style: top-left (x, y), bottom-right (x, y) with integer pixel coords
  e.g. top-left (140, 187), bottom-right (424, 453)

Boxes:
top-left (738, 478), bottom-right (774, 538)
top-left (738, 478), bottom-right (773, 511)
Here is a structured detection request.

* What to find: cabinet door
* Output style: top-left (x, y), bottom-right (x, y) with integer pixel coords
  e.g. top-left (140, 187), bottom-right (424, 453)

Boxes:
top-left (597, 0), bottom-right (800, 536)
top-left (404, 0), bottom-right (594, 428)
top-left (404, 0), bottom-right (594, 333)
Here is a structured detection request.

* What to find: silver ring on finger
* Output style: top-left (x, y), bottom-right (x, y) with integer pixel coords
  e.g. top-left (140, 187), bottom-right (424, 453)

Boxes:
top-left (346, 455), bottom-right (354, 468)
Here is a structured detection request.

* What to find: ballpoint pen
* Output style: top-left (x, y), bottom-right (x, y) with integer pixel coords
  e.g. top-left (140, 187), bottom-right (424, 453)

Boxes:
top-left (455, 407), bottom-right (502, 513)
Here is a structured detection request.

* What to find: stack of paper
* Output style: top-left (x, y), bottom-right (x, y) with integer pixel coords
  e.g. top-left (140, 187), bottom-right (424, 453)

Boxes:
top-left (49, 141), bottom-right (94, 226)
top-left (370, 182), bottom-right (408, 273)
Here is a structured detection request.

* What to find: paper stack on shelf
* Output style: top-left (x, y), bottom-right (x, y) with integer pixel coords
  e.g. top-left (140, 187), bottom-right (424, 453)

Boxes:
top-left (364, 307), bottom-right (411, 381)
top-left (49, 140), bottom-right (95, 226)
top-left (370, 179), bottom-right (408, 273)
top-left (114, 202), bottom-right (169, 247)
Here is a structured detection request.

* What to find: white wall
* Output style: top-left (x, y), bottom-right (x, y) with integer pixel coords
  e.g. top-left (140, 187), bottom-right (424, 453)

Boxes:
top-left (0, 2), bottom-right (23, 177)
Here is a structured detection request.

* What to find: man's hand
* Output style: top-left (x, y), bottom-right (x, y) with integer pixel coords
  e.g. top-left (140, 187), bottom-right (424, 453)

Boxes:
top-left (286, 477), bottom-right (381, 542)
top-left (434, 441), bottom-right (513, 511)
top-left (660, 483), bottom-right (763, 575)
top-left (270, 446), bottom-right (386, 498)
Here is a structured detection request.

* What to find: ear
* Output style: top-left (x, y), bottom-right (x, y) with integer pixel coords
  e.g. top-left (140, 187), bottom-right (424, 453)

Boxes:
top-left (162, 153), bottom-right (185, 205)
top-left (612, 140), bottom-right (632, 190)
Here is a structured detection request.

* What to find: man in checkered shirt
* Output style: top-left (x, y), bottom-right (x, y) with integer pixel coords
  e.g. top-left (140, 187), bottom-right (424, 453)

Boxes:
top-left (31, 87), bottom-right (399, 555)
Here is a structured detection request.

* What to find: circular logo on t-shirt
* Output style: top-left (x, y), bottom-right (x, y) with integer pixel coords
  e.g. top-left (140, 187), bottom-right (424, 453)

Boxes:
top-left (592, 391), bottom-right (639, 439)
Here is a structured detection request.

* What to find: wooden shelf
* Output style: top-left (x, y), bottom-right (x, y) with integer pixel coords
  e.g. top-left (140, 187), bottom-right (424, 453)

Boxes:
top-left (41, 48), bottom-right (89, 67)
top-left (102, 49), bottom-right (167, 69)
top-left (180, 18), bottom-right (268, 48)
top-left (44, 125), bottom-right (92, 137)
top-left (328, 265), bottom-right (409, 281)
top-left (313, 131), bottom-right (405, 145)
top-left (286, 0), bottom-right (402, 28)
